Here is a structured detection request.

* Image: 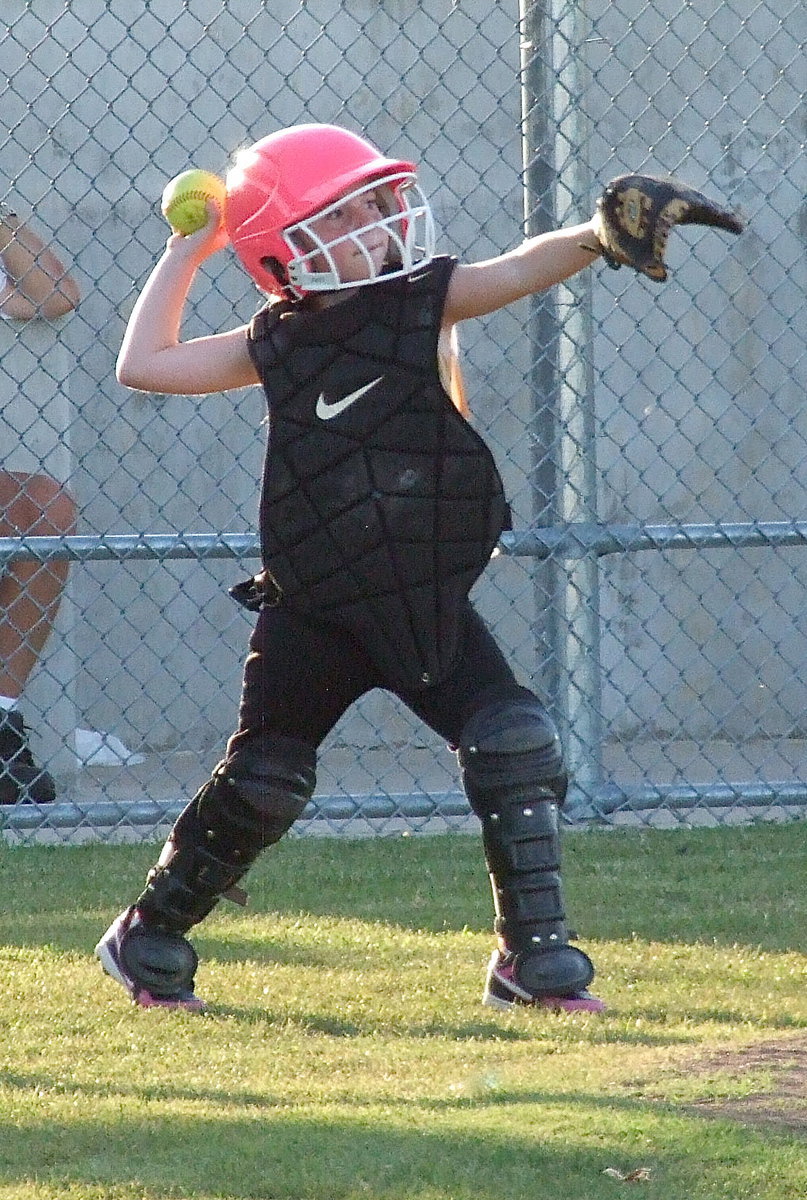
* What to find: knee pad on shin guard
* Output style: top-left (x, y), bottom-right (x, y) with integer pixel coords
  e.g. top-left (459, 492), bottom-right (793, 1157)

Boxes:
top-left (205, 735), bottom-right (318, 850)
top-left (458, 697), bottom-right (593, 993)
top-left (136, 735), bottom-right (317, 933)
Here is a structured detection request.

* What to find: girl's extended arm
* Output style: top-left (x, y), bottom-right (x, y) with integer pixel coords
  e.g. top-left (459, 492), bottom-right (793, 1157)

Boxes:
top-left (117, 205), bottom-right (258, 395)
top-left (443, 220), bottom-right (601, 325)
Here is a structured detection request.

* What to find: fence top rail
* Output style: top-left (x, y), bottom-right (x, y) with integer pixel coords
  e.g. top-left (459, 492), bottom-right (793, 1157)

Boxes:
top-left (3, 522), bottom-right (807, 565)
top-left (500, 521), bottom-right (807, 557)
top-left (0, 532), bottom-right (262, 564)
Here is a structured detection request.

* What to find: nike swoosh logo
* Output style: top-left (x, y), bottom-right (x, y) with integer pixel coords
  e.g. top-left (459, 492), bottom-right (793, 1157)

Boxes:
top-left (316, 376), bottom-right (384, 420)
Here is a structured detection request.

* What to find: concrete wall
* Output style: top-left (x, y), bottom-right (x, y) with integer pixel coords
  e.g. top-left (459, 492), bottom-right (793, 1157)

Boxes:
top-left (1, 0), bottom-right (803, 785)
top-left (586, 0), bottom-right (807, 736)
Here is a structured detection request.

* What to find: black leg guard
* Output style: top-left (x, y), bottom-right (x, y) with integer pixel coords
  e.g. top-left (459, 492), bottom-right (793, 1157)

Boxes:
top-left (458, 697), bottom-right (595, 997)
top-left (136, 734), bottom-right (317, 934)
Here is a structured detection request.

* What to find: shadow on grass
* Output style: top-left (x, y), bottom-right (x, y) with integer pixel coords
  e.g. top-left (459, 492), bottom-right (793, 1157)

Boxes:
top-left (4, 1064), bottom-right (667, 1112)
top-left (197, 1000), bottom-right (704, 1046)
top-left (0, 1077), bottom-right (792, 1200)
top-left (204, 1001), bottom-right (530, 1041)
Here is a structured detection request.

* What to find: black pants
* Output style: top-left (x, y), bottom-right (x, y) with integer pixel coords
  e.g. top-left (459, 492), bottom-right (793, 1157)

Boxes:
top-left (140, 599), bottom-right (568, 955)
top-left (226, 599), bottom-right (537, 763)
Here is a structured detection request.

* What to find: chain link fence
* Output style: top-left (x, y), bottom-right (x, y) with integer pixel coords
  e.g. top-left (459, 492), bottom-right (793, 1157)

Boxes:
top-left (1, 0), bottom-right (804, 843)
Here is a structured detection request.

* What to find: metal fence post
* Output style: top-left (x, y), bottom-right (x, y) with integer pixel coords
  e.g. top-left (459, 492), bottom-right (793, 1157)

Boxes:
top-left (518, 0), bottom-right (563, 705)
top-left (519, 0), bottom-right (603, 808)
top-left (551, 0), bottom-right (603, 809)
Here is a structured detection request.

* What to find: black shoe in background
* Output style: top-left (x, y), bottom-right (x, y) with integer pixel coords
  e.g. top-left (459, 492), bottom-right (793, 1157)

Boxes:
top-left (0, 709), bottom-right (56, 804)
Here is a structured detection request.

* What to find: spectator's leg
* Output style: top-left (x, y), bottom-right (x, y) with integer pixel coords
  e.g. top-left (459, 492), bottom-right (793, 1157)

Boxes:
top-left (0, 470), bottom-right (76, 700)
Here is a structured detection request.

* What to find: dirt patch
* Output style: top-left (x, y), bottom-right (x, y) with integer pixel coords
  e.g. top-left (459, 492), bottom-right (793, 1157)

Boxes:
top-left (686, 1034), bottom-right (807, 1132)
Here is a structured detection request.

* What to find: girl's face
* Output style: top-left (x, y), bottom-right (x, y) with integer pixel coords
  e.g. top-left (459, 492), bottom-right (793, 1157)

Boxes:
top-left (298, 188), bottom-right (391, 285)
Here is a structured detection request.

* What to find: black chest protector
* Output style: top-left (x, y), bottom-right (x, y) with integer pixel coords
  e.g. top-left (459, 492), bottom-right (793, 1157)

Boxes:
top-left (246, 256), bottom-right (510, 693)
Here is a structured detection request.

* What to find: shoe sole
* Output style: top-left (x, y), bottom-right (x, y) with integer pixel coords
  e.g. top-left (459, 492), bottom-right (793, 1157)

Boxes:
top-left (483, 988), bottom-right (606, 1014)
top-left (134, 989), bottom-right (206, 1012)
top-left (482, 988), bottom-right (518, 1013)
top-left (483, 966), bottom-right (606, 1014)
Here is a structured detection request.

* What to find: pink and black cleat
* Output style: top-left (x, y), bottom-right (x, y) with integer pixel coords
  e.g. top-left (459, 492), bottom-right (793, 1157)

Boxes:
top-left (483, 948), bottom-right (606, 1014)
top-left (95, 906), bottom-right (206, 1011)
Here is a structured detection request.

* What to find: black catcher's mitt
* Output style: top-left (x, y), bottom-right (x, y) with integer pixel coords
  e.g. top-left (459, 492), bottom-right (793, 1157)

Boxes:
top-left (585, 174), bottom-right (744, 282)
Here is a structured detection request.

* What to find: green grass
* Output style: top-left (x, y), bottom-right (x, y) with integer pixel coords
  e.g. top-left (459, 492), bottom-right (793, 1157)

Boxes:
top-left (1, 821), bottom-right (806, 1199)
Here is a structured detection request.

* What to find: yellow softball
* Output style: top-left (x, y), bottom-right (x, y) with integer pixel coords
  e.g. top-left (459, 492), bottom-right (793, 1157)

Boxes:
top-left (160, 169), bottom-right (227, 235)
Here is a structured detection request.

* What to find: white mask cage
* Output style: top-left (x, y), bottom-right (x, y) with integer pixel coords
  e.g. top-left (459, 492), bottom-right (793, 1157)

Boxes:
top-left (283, 172), bottom-right (436, 295)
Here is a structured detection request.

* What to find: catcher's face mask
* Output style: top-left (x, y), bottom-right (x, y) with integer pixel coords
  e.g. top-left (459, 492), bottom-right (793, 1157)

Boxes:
top-left (283, 174), bottom-right (434, 296)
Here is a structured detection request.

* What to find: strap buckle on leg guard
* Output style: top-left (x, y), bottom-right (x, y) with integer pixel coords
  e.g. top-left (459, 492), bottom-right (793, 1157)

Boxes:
top-left (137, 837), bottom-right (253, 933)
top-left (229, 568), bottom-right (283, 611)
